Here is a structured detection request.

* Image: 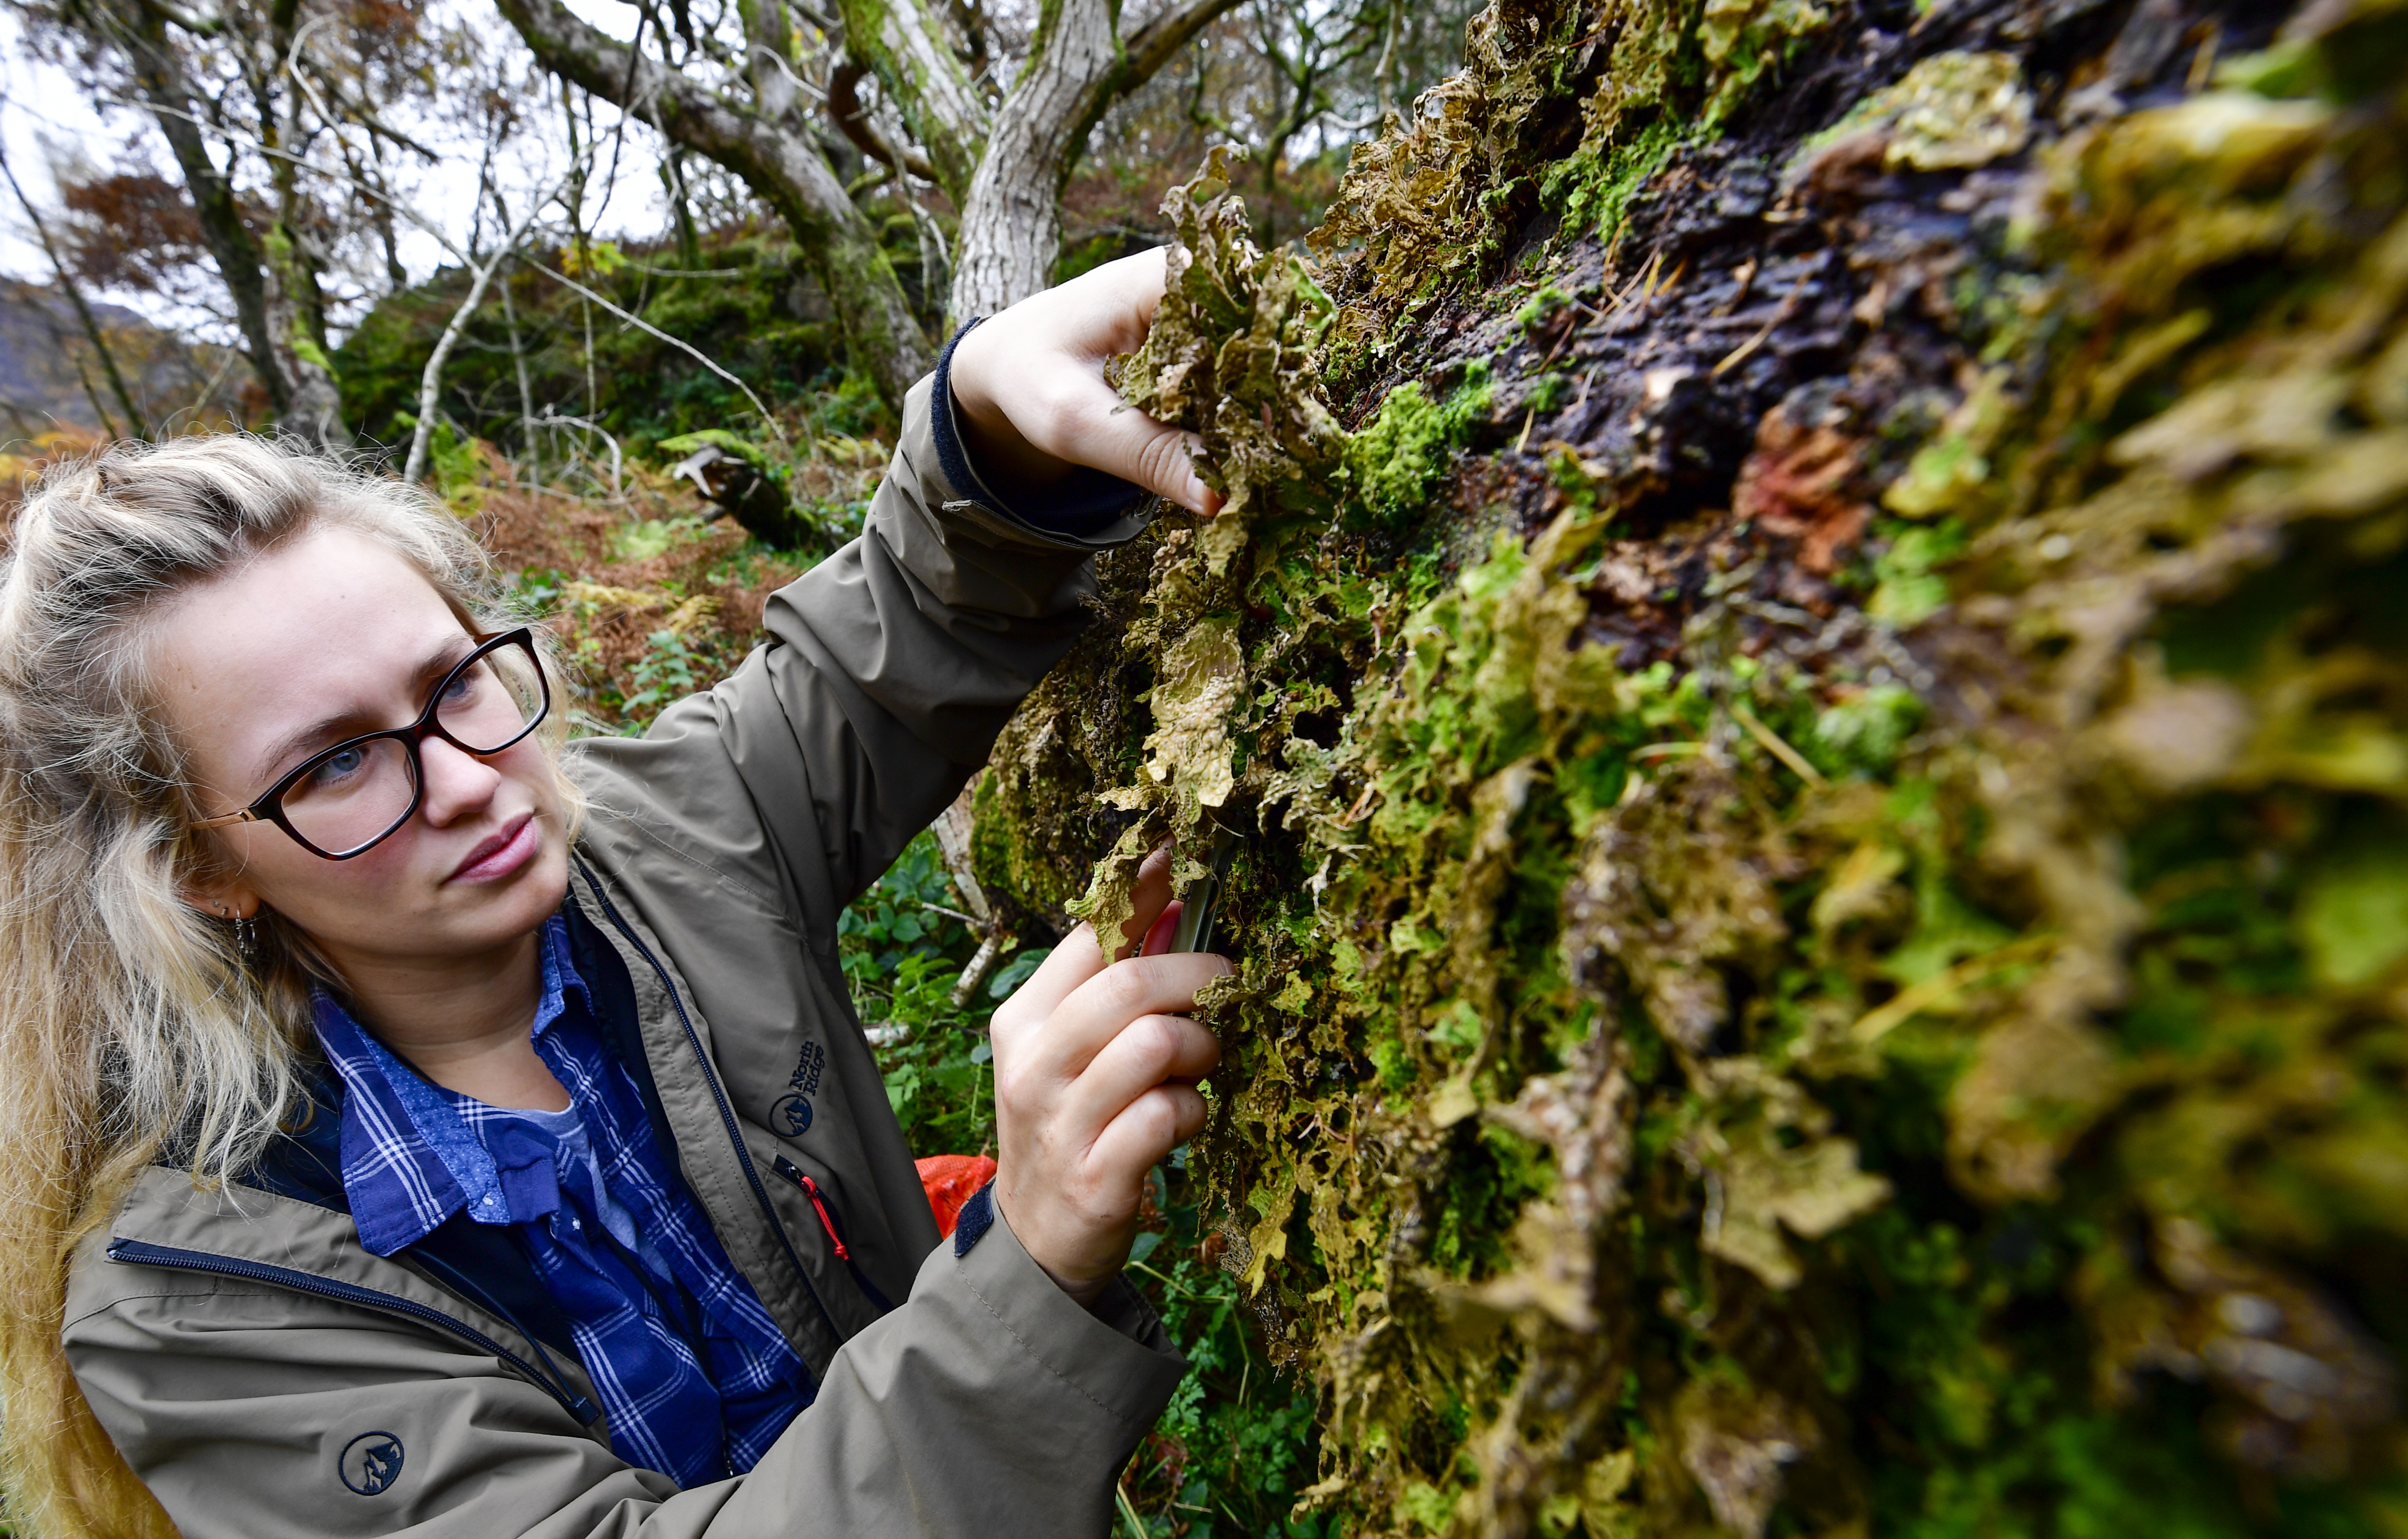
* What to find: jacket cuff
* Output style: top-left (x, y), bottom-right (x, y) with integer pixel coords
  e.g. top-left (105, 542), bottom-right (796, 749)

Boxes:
top-left (924, 321), bottom-right (1158, 550)
top-left (947, 1184), bottom-right (1185, 1423)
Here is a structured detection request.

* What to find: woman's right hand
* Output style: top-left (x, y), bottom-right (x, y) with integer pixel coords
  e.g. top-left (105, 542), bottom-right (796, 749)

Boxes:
top-left (986, 848), bottom-right (1224, 1308)
top-left (947, 248), bottom-right (1222, 516)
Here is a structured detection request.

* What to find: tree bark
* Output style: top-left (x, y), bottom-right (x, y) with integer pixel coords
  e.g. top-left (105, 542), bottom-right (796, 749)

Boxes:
top-left (110, 0), bottom-right (293, 418)
top-left (831, 0), bottom-right (991, 205)
top-left (949, 0), bottom-right (1242, 319)
top-left (497, 0), bottom-right (934, 408)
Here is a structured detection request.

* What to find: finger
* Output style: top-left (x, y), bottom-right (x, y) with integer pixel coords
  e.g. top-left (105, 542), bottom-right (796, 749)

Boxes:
top-left (1107, 844), bottom-right (1177, 964)
top-left (1087, 1082), bottom-right (1209, 1181)
top-left (1025, 368), bottom-right (1219, 516)
top-left (990, 920), bottom-right (1107, 1036)
top-left (1023, 951), bottom-right (1232, 1083)
top-left (992, 844), bottom-right (1177, 1028)
top-left (1061, 1012), bottom-right (1221, 1144)
top-left (1140, 900), bottom-right (1184, 958)
top-left (1042, 248), bottom-right (1168, 357)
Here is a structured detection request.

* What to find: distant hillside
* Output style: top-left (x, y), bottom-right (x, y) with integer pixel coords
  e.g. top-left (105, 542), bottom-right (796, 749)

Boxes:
top-left (0, 282), bottom-right (246, 439)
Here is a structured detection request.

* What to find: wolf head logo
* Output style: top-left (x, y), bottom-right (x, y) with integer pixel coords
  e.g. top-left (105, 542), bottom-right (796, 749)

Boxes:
top-left (340, 1431), bottom-right (405, 1496)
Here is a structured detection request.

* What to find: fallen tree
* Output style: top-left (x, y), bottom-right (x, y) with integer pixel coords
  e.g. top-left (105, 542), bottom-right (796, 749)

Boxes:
top-left (972, 0), bottom-right (2408, 1531)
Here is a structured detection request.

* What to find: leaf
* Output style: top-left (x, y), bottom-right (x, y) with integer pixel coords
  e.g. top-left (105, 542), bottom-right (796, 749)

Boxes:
top-left (2300, 848), bottom-right (2408, 987)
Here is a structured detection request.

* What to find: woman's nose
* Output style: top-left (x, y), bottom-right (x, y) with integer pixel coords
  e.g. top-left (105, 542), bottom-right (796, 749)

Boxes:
top-left (417, 735), bottom-right (502, 825)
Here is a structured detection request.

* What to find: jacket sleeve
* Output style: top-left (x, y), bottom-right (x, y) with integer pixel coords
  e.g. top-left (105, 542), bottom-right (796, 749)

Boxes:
top-left (68, 1200), bottom-right (1184, 1539)
top-left (566, 370), bottom-right (1153, 945)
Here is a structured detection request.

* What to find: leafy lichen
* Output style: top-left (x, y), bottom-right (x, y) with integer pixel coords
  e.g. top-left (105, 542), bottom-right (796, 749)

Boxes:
top-left (977, 0), bottom-right (2408, 1532)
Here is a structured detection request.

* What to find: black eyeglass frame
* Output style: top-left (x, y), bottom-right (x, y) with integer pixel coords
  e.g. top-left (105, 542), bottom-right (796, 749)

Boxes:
top-left (190, 628), bottom-right (551, 861)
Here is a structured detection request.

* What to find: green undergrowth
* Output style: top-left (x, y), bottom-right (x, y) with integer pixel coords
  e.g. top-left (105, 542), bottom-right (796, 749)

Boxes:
top-left (971, 0), bottom-right (2408, 1532)
top-left (335, 229), bottom-right (902, 462)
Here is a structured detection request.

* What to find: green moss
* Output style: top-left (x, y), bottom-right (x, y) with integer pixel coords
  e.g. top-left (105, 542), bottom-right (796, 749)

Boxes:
top-left (1345, 371), bottom-right (1493, 529)
top-left (977, 0), bottom-right (2408, 1529)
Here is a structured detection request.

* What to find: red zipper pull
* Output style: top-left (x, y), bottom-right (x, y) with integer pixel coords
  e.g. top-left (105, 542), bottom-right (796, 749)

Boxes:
top-left (797, 1171), bottom-right (850, 1260)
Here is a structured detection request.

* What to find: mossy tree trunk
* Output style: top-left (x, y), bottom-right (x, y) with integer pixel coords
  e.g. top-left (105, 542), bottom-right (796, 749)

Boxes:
top-left (971, 0), bottom-right (2408, 1533)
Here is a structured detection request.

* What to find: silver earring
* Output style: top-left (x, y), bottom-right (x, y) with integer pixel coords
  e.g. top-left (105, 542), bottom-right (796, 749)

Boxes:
top-left (234, 914), bottom-right (259, 966)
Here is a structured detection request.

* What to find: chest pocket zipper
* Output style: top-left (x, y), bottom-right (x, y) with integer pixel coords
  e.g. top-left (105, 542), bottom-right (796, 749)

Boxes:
top-left (773, 1157), bottom-right (894, 1314)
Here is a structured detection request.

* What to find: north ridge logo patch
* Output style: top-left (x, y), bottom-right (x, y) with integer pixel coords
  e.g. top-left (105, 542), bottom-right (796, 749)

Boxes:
top-left (772, 1092), bottom-right (813, 1135)
top-left (339, 1431), bottom-right (404, 1496)
top-left (773, 1040), bottom-right (826, 1137)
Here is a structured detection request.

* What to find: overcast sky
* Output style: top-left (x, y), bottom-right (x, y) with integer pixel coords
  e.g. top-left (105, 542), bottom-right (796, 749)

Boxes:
top-left (0, 0), bottom-right (671, 339)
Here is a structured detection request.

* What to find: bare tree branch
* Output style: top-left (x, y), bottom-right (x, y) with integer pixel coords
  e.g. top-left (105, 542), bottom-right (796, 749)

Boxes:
top-left (497, 0), bottom-right (934, 406)
top-left (951, 0), bottom-right (1244, 317)
top-left (831, 0), bottom-right (990, 205)
top-left (827, 61), bottom-right (943, 184)
top-left (525, 256), bottom-right (789, 447)
top-left (99, 0), bottom-right (291, 414)
top-left (404, 168), bottom-right (561, 484)
top-left (1123, 0), bottom-right (1249, 94)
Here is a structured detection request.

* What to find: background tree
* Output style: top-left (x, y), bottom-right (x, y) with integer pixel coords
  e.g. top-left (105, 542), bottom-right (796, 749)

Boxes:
top-left (9, 0), bottom-right (471, 441)
top-left (495, 0), bottom-right (1261, 407)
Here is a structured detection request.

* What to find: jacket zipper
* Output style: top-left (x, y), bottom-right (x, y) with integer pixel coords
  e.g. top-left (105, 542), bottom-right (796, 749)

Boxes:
top-left (575, 860), bottom-right (842, 1349)
top-left (774, 1157), bottom-right (850, 1260)
top-left (106, 1237), bottom-right (600, 1425)
top-left (772, 1157), bottom-right (894, 1315)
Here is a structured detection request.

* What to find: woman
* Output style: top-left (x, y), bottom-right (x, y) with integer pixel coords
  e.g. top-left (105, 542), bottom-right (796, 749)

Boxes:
top-left (0, 253), bottom-right (1229, 1539)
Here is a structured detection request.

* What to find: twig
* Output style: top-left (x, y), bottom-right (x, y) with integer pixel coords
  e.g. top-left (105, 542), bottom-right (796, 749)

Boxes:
top-left (532, 408), bottom-right (623, 500)
top-left (405, 173), bottom-right (566, 484)
top-left (1125, 1257), bottom-right (1206, 1297)
top-left (1711, 269), bottom-right (1815, 379)
top-left (1729, 702), bottom-right (1826, 787)
top-left (1849, 936), bottom-right (2058, 1044)
top-left (614, 260), bottom-right (747, 278)
top-left (527, 257), bottom-right (788, 444)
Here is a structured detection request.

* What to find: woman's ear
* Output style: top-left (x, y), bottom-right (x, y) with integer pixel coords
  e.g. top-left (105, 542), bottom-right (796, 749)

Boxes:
top-left (179, 875), bottom-right (262, 923)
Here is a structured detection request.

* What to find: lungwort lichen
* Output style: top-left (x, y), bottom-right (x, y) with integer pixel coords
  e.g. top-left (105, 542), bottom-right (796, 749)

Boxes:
top-left (976, 0), bottom-right (2408, 1532)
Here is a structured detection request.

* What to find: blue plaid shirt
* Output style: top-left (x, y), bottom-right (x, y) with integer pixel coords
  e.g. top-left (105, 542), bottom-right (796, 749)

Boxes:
top-left (313, 914), bottom-right (815, 1484)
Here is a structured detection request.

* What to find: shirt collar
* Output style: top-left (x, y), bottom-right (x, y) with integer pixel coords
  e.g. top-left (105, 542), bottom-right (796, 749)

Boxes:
top-left (314, 910), bottom-right (585, 1254)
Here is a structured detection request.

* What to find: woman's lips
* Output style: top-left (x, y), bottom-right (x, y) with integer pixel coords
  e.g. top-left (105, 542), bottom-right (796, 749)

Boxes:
top-left (448, 812), bottom-right (538, 884)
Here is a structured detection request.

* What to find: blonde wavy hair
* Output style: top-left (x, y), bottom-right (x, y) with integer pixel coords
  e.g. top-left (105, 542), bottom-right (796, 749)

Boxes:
top-left (0, 433), bottom-right (579, 1538)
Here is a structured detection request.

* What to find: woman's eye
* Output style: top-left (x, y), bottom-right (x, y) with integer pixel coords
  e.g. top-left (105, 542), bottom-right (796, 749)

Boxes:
top-left (308, 746), bottom-right (369, 788)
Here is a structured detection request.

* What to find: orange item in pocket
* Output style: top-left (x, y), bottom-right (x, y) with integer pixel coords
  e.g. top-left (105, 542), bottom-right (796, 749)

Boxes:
top-left (916, 1153), bottom-right (998, 1238)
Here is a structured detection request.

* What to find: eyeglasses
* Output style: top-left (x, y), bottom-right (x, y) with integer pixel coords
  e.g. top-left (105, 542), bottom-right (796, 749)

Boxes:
top-left (192, 629), bottom-right (551, 860)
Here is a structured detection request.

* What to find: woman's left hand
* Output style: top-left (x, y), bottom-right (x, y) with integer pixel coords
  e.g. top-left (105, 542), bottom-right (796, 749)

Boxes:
top-left (946, 249), bottom-right (1222, 517)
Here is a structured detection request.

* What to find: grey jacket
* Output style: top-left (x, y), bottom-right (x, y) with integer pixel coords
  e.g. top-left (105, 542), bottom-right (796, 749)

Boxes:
top-left (63, 375), bottom-right (1184, 1538)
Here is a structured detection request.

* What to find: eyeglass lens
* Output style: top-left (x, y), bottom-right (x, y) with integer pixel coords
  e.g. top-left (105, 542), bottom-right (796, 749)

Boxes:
top-left (278, 642), bottom-right (546, 855)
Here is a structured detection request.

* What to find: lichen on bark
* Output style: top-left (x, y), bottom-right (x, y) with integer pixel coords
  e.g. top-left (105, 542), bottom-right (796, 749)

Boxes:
top-left (975, 0), bottom-right (2408, 1531)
